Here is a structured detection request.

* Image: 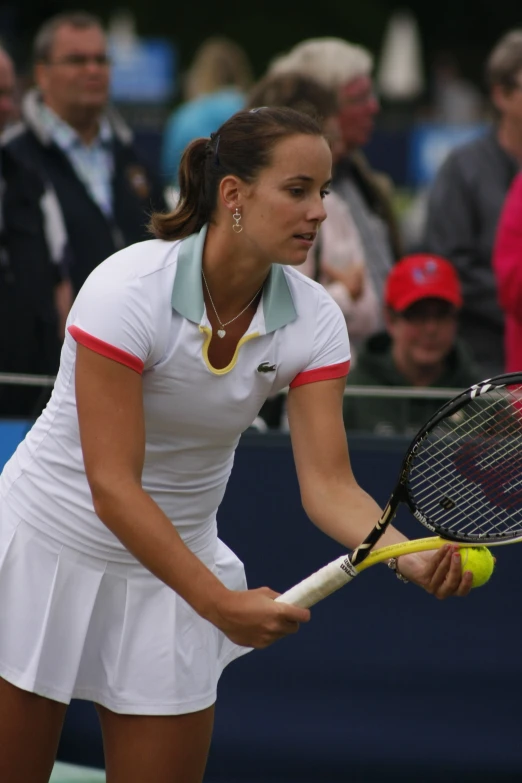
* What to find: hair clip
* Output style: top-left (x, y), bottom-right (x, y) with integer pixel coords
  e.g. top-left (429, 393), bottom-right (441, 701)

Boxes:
top-left (206, 133), bottom-right (220, 165)
top-left (249, 106), bottom-right (269, 113)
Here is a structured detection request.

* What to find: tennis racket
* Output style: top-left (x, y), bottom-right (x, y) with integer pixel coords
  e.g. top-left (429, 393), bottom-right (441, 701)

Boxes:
top-left (276, 373), bottom-right (522, 608)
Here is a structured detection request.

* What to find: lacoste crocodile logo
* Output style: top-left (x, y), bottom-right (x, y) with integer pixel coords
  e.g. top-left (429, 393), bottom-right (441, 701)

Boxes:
top-left (257, 362), bottom-right (277, 373)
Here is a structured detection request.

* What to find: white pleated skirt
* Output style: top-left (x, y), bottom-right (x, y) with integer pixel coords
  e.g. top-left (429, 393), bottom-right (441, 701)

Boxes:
top-left (0, 500), bottom-right (250, 715)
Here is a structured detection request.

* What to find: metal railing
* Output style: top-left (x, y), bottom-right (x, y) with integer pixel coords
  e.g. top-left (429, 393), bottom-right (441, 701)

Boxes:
top-left (0, 372), bottom-right (465, 400)
top-left (0, 373), bottom-right (56, 388)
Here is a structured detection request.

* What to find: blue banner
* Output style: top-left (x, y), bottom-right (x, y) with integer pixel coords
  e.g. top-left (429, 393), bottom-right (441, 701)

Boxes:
top-left (109, 37), bottom-right (176, 103)
top-left (408, 121), bottom-right (488, 186)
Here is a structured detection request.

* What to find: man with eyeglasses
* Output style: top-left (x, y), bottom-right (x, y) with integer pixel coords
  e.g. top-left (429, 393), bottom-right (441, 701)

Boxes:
top-left (4, 11), bottom-right (166, 297)
top-left (342, 255), bottom-right (479, 435)
top-left (269, 38), bottom-right (402, 318)
top-left (424, 30), bottom-right (522, 379)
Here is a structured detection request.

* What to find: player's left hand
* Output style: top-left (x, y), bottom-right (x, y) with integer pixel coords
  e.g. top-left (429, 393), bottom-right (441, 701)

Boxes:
top-left (396, 546), bottom-right (473, 598)
top-left (322, 262), bottom-right (364, 301)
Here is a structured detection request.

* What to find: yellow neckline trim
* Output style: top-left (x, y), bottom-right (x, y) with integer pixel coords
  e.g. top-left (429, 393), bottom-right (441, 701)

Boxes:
top-left (199, 326), bottom-right (260, 375)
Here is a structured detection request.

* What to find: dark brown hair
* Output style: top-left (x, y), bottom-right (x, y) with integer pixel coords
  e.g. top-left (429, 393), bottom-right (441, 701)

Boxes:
top-left (246, 72), bottom-right (338, 124)
top-left (149, 106), bottom-right (324, 241)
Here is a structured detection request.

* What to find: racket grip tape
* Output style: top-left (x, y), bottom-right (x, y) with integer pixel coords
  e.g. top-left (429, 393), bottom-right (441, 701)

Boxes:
top-left (275, 555), bottom-right (357, 608)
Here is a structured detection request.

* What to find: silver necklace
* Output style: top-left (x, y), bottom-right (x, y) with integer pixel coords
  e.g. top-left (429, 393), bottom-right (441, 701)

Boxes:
top-left (202, 270), bottom-right (263, 338)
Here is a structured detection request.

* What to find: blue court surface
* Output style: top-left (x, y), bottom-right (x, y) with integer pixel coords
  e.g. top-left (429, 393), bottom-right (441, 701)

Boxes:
top-left (49, 760), bottom-right (522, 782)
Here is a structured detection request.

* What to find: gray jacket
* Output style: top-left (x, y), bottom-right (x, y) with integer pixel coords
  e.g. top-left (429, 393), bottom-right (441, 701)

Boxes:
top-left (423, 129), bottom-right (519, 377)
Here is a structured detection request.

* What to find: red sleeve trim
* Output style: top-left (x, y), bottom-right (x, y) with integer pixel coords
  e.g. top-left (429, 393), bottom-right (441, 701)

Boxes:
top-left (68, 325), bottom-right (144, 375)
top-left (290, 360), bottom-right (350, 389)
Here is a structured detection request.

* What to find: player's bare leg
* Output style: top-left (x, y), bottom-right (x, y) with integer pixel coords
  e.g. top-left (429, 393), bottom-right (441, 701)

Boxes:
top-left (0, 677), bottom-right (67, 783)
top-left (96, 702), bottom-right (215, 783)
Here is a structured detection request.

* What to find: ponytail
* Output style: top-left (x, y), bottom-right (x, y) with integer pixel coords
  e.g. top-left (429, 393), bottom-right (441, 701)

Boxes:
top-left (149, 138), bottom-right (215, 240)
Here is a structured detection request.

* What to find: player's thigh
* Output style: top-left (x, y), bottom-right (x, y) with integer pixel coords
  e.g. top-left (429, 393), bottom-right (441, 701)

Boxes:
top-left (96, 702), bottom-right (215, 783)
top-left (0, 676), bottom-right (67, 783)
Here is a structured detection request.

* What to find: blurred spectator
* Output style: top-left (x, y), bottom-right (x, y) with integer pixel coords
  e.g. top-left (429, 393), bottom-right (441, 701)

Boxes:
top-left (0, 46), bottom-right (66, 417)
top-left (343, 255), bottom-right (479, 435)
top-left (493, 171), bottom-right (522, 372)
top-left (161, 37), bottom-right (253, 189)
top-left (247, 72), bottom-right (380, 354)
top-left (269, 37), bottom-right (402, 313)
top-left (4, 11), bottom-right (166, 298)
top-left (423, 30), bottom-right (522, 378)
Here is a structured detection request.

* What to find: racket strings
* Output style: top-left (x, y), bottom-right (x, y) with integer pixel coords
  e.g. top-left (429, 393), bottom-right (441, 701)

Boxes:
top-left (422, 409), bottom-right (522, 511)
top-left (423, 427), bottom-right (522, 535)
top-left (416, 417), bottom-right (522, 535)
top-left (407, 386), bottom-right (522, 539)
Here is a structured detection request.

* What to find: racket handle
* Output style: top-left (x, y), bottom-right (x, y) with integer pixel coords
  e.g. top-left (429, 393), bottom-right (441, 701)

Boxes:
top-left (275, 555), bottom-right (356, 608)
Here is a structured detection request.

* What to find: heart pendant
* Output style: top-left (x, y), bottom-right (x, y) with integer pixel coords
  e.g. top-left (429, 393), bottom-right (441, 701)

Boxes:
top-left (217, 329), bottom-right (226, 339)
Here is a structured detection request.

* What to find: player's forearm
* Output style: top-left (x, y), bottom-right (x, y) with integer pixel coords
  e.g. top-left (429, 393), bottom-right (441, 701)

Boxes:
top-left (302, 478), bottom-right (409, 551)
top-left (92, 483), bottom-right (229, 620)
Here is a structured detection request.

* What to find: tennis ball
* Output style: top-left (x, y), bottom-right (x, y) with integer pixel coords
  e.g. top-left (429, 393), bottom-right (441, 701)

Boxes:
top-left (459, 546), bottom-right (495, 588)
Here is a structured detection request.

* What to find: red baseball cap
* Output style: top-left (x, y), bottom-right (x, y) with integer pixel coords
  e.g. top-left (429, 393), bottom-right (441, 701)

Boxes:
top-left (385, 254), bottom-right (463, 312)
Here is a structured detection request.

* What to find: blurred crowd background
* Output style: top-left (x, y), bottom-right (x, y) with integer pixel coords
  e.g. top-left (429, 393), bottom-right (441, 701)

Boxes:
top-left (2, 1), bottom-right (522, 434)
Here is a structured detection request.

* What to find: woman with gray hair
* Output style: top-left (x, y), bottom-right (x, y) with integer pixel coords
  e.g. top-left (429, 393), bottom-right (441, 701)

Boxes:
top-left (268, 37), bottom-right (402, 314)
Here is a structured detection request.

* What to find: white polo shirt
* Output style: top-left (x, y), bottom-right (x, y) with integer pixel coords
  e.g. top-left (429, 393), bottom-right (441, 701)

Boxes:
top-left (0, 225), bottom-right (350, 562)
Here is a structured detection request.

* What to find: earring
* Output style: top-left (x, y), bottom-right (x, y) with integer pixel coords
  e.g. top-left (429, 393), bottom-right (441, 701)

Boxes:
top-left (232, 208), bottom-right (243, 233)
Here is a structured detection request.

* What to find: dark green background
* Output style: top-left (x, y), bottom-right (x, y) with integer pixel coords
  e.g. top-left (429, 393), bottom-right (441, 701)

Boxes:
top-left (4, 0), bottom-right (522, 87)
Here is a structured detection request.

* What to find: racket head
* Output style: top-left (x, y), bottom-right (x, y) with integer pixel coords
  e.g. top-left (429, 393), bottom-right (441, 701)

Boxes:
top-left (399, 373), bottom-right (522, 544)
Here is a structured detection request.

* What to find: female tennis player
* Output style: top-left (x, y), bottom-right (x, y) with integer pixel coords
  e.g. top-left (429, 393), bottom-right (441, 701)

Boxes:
top-left (0, 107), bottom-right (472, 783)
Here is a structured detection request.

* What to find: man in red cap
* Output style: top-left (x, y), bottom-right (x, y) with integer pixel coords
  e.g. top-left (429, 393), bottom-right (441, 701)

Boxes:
top-left (343, 254), bottom-right (480, 434)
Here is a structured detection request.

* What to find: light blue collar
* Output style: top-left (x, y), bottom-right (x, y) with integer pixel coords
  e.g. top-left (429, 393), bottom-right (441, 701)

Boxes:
top-left (171, 224), bottom-right (297, 334)
top-left (39, 102), bottom-right (113, 151)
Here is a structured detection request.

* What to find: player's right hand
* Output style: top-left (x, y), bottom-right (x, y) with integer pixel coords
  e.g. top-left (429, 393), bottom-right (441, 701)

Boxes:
top-left (210, 587), bottom-right (311, 648)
